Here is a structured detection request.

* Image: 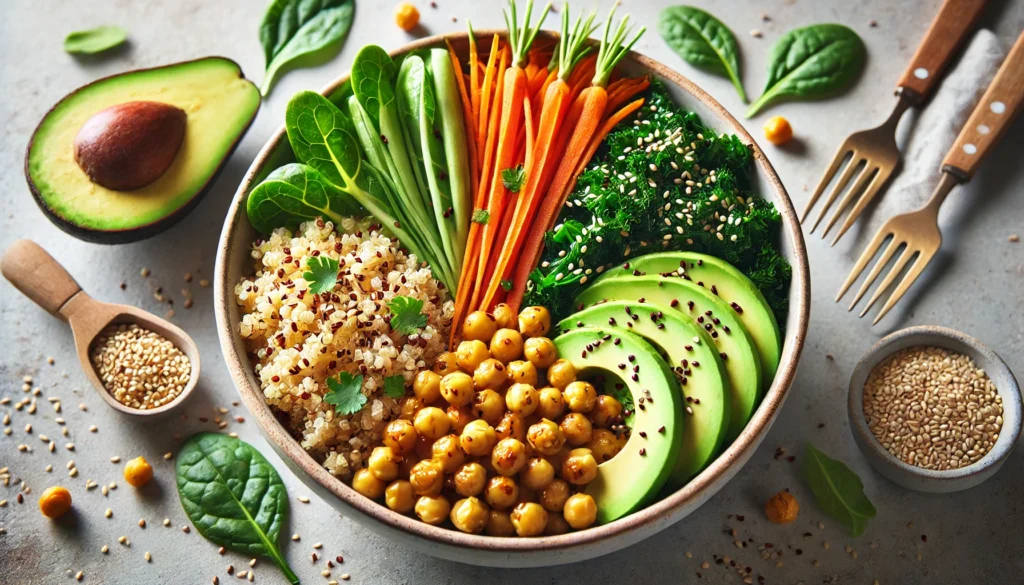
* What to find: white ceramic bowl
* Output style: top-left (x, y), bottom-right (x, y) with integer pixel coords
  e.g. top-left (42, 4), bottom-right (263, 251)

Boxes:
top-left (848, 325), bottom-right (1022, 493)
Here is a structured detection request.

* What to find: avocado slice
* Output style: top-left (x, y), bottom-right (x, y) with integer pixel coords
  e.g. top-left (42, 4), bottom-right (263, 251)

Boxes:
top-left (557, 302), bottom-right (730, 486)
top-left (26, 57), bottom-right (261, 243)
top-left (552, 327), bottom-right (683, 524)
top-left (575, 276), bottom-right (763, 441)
top-left (598, 252), bottom-right (782, 385)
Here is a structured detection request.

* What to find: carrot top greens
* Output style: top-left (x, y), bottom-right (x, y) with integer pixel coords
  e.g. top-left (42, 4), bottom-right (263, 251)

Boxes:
top-left (506, 0), bottom-right (551, 68)
top-left (593, 5), bottom-right (646, 88)
top-left (556, 5), bottom-right (598, 82)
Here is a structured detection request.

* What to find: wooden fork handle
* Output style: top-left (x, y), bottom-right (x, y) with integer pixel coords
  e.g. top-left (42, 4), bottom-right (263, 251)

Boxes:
top-left (897, 0), bottom-right (988, 101)
top-left (1, 239), bottom-right (83, 317)
top-left (943, 29), bottom-right (1024, 180)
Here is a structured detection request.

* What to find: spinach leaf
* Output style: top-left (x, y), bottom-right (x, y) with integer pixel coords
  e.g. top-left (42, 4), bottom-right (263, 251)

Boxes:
top-left (246, 163), bottom-right (360, 234)
top-left (64, 25), bottom-right (128, 55)
top-left (658, 6), bottom-right (746, 102)
top-left (802, 443), bottom-right (877, 537)
top-left (259, 0), bottom-right (356, 96)
top-left (746, 24), bottom-right (865, 117)
top-left (176, 433), bottom-right (299, 585)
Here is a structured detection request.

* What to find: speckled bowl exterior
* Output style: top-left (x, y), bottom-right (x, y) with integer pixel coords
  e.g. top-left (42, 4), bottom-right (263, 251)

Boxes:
top-left (214, 31), bottom-right (811, 567)
top-left (848, 325), bottom-right (1022, 493)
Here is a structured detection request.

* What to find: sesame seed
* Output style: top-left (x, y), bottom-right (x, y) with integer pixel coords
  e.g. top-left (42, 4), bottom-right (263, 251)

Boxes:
top-left (101, 545), bottom-right (109, 554)
top-left (145, 551), bottom-right (152, 562)
top-left (105, 509), bottom-right (113, 518)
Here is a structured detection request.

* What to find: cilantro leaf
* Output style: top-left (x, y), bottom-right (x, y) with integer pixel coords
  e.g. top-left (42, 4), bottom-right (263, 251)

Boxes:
top-left (500, 279), bottom-right (513, 292)
top-left (501, 165), bottom-right (526, 193)
top-left (383, 374), bottom-right (407, 399)
top-left (323, 372), bottom-right (366, 416)
top-left (387, 295), bottom-right (428, 335)
top-left (472, 209), bottom-right (490, 224)
top-left (303, 256), bottom-right (340, 294)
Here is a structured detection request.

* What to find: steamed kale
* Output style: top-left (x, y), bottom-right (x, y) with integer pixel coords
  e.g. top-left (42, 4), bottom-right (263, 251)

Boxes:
top-left (524, 79), bottom-right (790, 322)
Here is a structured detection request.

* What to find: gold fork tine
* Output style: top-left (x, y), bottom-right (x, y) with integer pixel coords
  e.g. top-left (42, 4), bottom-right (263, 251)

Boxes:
top-left (835, 226), bottom-right (892, 302)
top-left (859, 246), bottom-right (917, 317)
top-left (871, 251), bottom-right (936, 325)
top-left (801, 145), bottom-right (852, 223)
top-left (830, 171), bottom-right (891, 246)
top-left (809, 154), bottom-right (863, 233)
top-left (848, 235), bottom-right (903, 311)
top-left (820, 165), bottom-right (879, 239)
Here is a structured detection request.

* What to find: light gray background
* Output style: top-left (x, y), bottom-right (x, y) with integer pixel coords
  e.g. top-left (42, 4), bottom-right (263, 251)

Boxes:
top-left (2, 1), bottom-right (1023, 583)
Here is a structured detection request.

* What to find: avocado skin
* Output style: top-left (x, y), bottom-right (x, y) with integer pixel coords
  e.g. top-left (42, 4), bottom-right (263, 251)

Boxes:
top-left (25, 57), bottom-right (260, 244)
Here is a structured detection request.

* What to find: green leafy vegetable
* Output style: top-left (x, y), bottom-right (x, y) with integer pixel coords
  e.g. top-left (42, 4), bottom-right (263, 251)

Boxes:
top-left (324, 372), bottom-right (367, 415)
top-left (658, 6), bottom-right (746, 102)
top-left (64, 25), bottom-right (128, 55)
top-left (501, 165), bottom-right (526, 193)
top-left (259, 0), bottom-right (355, 95)
top-left (746, 24), bottom-right (865, 117)
top-left (246, 163), bottom-right (361, 234)
top-left (175, 433), bottom-right (299, 585)
top-left (472, 209), bottom-right (491, 224)
top-left (387, 295), bottom-right (427, 335)
top-left (383, 375), bottom-right (407, 399)
top-left (302, 255), bottom-right (340, 294)
top-left (802, 443), bottom-right (877, 537)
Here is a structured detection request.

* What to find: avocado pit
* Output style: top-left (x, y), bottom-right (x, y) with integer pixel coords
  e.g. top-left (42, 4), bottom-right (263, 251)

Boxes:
top-left (73, 100), bottom-right (186, 191)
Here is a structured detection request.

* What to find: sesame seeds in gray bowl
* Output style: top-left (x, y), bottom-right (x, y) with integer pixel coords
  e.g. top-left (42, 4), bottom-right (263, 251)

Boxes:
top-left (848, 325), bottom-right (1022, 493)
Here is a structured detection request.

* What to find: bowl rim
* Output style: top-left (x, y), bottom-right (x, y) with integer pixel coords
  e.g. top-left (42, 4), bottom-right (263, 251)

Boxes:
top-left (214, 30), bottom-right (811, 554)
top-left (847, 324), bottom-right (1023, 482)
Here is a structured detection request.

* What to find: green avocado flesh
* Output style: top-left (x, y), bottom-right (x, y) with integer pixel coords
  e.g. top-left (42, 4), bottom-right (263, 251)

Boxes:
top-left (552, 327), bottom-right (683, 524)
top-left (598, 251), bottom-right (782, 385)
top-left (575, 276), bottom-right (763, 441)
top-left (558, 302), bottom-right (730, 486)
top-left (27, 57), bottom-right (260, 234)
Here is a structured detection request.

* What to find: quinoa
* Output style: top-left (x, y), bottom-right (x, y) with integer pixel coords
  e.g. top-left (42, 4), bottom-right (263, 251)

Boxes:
top-left (236, 218), bottom-right (453, 478)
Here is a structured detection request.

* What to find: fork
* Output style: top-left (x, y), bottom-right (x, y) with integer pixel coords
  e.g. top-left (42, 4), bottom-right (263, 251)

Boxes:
top-left (802, 0), bottom-right (988, 244)
top-left (837, 29), bottom-right (1024, 325)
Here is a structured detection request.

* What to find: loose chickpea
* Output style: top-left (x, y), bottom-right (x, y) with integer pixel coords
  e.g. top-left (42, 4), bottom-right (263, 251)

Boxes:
top-left (432, 352), bottom-right (459, 377)
top-left (562, 448), bottom-right (598, 485)
top-left (384, 480), bottom-right (415, 513)
top-left (453, 462), bottom-right (488, 497)
top-left (123, 456), bottom-right (153, 488)
top-left (489, 328), bottom-right (524, 362)
top-left (413, 370), bottom-right (443, 404)
top-left (491, 438), bottom-right (529, 476)
top-left (588, 394), bottom-right (623, 428)
top-left (546, 359), bottom-right (576, 390)
top-left (393, 1), bottom-right (420, 32)
top-left (492, 303), bottom-right (516, 329)
top-left (440, 371), bottom-right (475, 407)
top-left (460, 419), bottom-right (497, 457)
top-left (38, 486), bottom-right (72, 519)
top-left (563, 493), bottom-right (597, 529)
top-left (495, 411), bottom-right (526, 442)
top-left (472, 389), bottom-right (505, 425)
top-left (431, 434), bottom-right (466, 473)
top-left (367, 446), bottom-right (401, 481)
top-left (415, 494), bottom-right (451, 525)
top-left (518, 306), bottom-right (551, 338)
top-left (484, 475), bottom-right (519, 510)
top-left (463, 311), bottom-right (499, 343)
top-left (536, 387), bottom-right (566, 419)
top-left (473, 358), bottom-right (508, 391)
top-left (560, 413), bottom-right (594, 446)
top-left (539, 479), bottom-right (571, 512)
top-left (450, 496), bottom-right (490, 534)
top-left (352, 468), bottom-right (387, 499)
top-left (456, 340), bottom-right (490, 373)
top-left (507, 360), bottom-right (538, 386)
top-left (763, 115), bottom-right (794, 146)
top-left (446, 404), bottom-right (476, 434)
top-left (485, 510), bottom-right (517, 536)
top-left (510, 502), bottom-right (548, 536)
top-left (413, 406), bottom-right (450, 441)
top-left (764, 490), bottom-right (799, 524)
top-left (520, 457), bottom-right (555, 490)
top-left (408, 459), bottom-right (445, 496)
top-left (505, 383), bottom-right (539, 417)
top-left (523, 337), bottom-right (557, 369)
top-left (383, 419), bottom-right (418, 454)
top-left (527, 419), bottom-right (566, 455)
top-left (563, 381), bottom-right (598, 413)
top-left (399, 396), bottom-right (425, 421)
top-left (544, 513), bottom-right (571, 535)
top-left (587, 428), bottom-right (623, 462)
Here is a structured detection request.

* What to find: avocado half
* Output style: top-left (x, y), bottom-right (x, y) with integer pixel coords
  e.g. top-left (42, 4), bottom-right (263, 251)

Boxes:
top-left (26, 57), bottom-right (261, 243)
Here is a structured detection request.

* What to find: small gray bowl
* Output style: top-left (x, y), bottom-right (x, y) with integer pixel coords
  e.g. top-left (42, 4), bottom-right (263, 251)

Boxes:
top-left (848, 325), bottom-right (1022, 493)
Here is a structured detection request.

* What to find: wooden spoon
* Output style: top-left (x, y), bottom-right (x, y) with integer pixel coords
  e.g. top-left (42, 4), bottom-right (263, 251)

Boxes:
top-left (1, 239), bottom-right (200, 416)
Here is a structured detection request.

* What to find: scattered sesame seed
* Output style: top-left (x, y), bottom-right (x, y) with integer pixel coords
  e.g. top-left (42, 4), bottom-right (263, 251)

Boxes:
top-left (249, 558), bottom-right (257, 567)
top-left (292, 534), bottom-right (301, 541)
top-left (1009, 234), bottom-right (1020, 242)
top-left (145, 551), bottom-right (152, 562)
top-left (163, 452), bottom-right (174, 460)
top-left (105, 509), bottom-right (113, 518)
top-left (298, 496), bottom-right (310, 504)
top-left (75, 571), bottom-right (83, 581)
top-left (139, 519), bottom-right (147, 528)
top-left (164, 518), bottom-right (171, 527)
top-left (101, 545), bottom-right (109, 554)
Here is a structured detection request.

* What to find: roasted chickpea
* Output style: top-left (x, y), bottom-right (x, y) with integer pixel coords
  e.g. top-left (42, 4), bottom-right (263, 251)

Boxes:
top-left (539, 479), bottom-right (571, 512)
top-left (393, 1), bottom-right (420, 31)
top-left (383, 419), bottom-right (418, 454)
top-left (511, 502), bottom-right (548, 536)
top-left (453, 462), bottom-right (487, 497)
top-left (463, 311), bottom-right (499, 343)
top-left (518, 306), bottom-right (551, 338)
top-left (450, 496), bottom-right (490, 534)
top-left (456, 340), bottom-right (490, 373)
top-left (38, 486), bottom-right (72, 519)
top-left (412, 406), bottom-right (450, 441)
top-left (544, 513), bottom-right (571, 535)
top-left (527, 419), bottom-right (565, 456)
top-left (763, 115), bottom-right (794, 146)
top-left (408, 459), bottom-right (445, 496)
top-left (520, 457), bottom-right (555, 490)
top-left (484, 475), bottom-right (519, 510)
top-left (589, 394), bottom-right (623, 428)
top-left (473, 358), bottom-right (508, 391)
top-left (563, 493), bottom-right (598, 529)
top-left (546, 358), bottom-right (576, 389)
top-left (495, 411), bottom-right (526, 443)
top-left (368, 446), bottom-right (401, 481)
top-left (505, 383), bottom-right (539, 417)
top-left (384, 480), bottom-right (415, 513)
top-left (489, 328), bottom-right (524, 362)
top-left (485, 510), bottom-right (517, 536)
top-left (413, 370), bottom-right (442, 404)
top-left (563, 381), bottom-right (598, 413)
top-left (507, 360), bottom-right (538, 386)
top-left (492, 303), bottom-right (516, 329)
top-left (415, 494), bottom-right (451, 525)
top-left (440, 371), bottom-right (475, 407)
top-left (399, 396), bottom-right (424, 421)
top-left (352, 468), bottom-right (387, 499)
top-left (471, 389), bottom-right (504, 425)
top-left (123, 456), bottom-right (153, 488)
top-left (562, 448), bottom-right (598, 485)
top-left (588, 428), bottom-right (623, 462)
top-left (432, 352), bottom-right (459, 377)
top-left (446, 404), bottom-right (476, 434)
top-left (560, 413), bottom-right (594, 446)
top-left (523, 337), bottom-right (557, 369)
top-left (432, 435), bottom-right (467, 473)
top-left (536, 387), bottom-right (566, 419)
top-left (491, 438), bottom-right (529, 476)
top-left (460, 419), bottom-right (497, 457)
